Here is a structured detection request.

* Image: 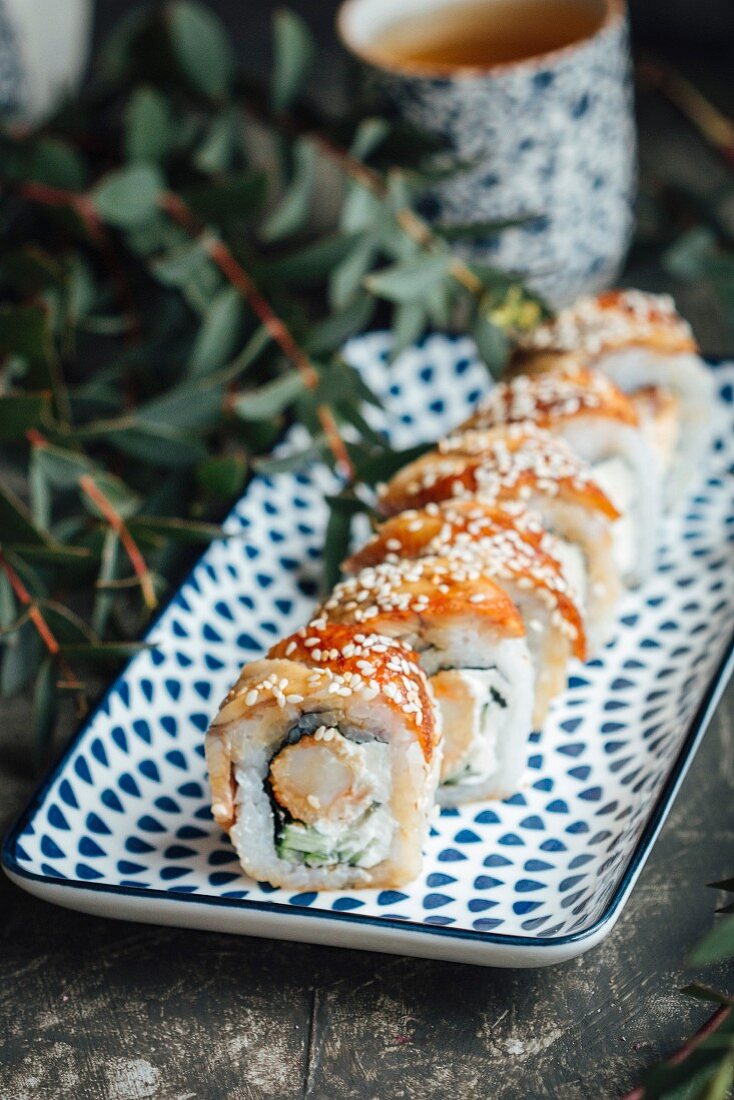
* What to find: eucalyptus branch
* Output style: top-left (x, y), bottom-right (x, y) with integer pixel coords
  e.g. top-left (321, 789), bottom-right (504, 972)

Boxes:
top-left (0, 550), bottom-right (86, 713)
top-left (158, 190), bottom-right (354, 479)
top-left (240, 91), bottom-right (484, 296)
top-left (621, 1005), bottom-right (732, 1100)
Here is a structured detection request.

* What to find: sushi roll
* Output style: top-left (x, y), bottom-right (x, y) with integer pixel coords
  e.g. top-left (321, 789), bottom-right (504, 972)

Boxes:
top-left (510, 289), bottom-right (715, 498)
top-left (206, 623), bottom-right (441, 890)
top-left (342, 499), bottom-right (587, 717)
top-left (460, 366), bottom-right (661, 587)
top-left (378, 424), bottom-right (621, 649)
top-left (320, 554), bottom-right (535, 805)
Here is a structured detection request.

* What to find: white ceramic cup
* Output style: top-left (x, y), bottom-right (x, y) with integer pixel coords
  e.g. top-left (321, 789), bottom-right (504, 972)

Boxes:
top-left (337, 0), bottom-right (636, 307)
top-left (0, 0), bottom-right (92, 124)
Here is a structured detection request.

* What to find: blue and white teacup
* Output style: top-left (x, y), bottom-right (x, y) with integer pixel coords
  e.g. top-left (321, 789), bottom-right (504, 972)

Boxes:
top-left (337, 0), bottom-right (636, 307)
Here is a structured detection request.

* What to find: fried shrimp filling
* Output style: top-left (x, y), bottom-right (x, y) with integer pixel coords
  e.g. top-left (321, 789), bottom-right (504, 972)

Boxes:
top-left (431, 668), bottom-right (511, 786)
top-left (268, 726), bottom-right (393, 868)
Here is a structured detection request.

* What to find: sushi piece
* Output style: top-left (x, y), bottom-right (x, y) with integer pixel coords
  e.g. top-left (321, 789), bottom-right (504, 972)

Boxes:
top-left (460, 366), bottom-right (661, 587)
top-left (342, 499), bottom-right (586, 717)
top-left (206, 623), bottom-right (440, 890)
top-left (510, 289), bottom-right (715, 497)
top-left (320, 554), bottom-right (536, 805)
top-left (378, 424), bottom-right (621, 645)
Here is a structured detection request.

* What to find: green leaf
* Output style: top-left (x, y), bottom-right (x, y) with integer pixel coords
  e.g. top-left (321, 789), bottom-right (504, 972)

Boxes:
top-left (434, 215), bottom-right (534, 240)
top-left (94, 5), bottom-right (149, 85)
top-left (391, 302), bottom-right (427, 360)
top-left (135, 380), bottom-right (224, 429)
top-left (93, 165), bottom-right (165, 228)
top-left (124, 86), bottom-right (173, 164)
top-left (304, 295), bottom-right (376, 355)
top-left (196, 454), bottom-right (248, 498)
top-left (59, 642), bottom-right (150, 664)
top-left (107, 426), bottom-right (208, 468)
top-left (183, 172), bottom-right (266, 227)
top-left (1, 618), bottom-right (42, 697)
top-left (0, 247), bottom-right (63, 295)
top-left (232, 372), bottom-right (307, 421)
top-left (0, 392), bottom-right (51, 441)
top-left (92, 529), bottom-right (121, 637)
top-left (28, 137), bottom-right (86, 190)
top-left (0, 571), bottom-right (15, 630)
top-left (472, 311), bottom-right (509, 379)
top-left (355, 442), bottom-right (434, 487)
top-left (365, 255), bottom-right (450, 303)
top-left (261, 140), bottom-right (316, 242)
top-left (349, 117), bottom-right (391, 161)
top-left (253, 438), bottom-right (327, 474)
top-left (0, 304), bottom-right (52, 363)
top-left (187, 287), bottom-right (242, 377)
top-left (0, 482), bottom-right (49, 545)
top-left (329, 232), bottom-right (381, 310)
top-left (271, 10), bottom-right (315, 114)
top-left (167, 0), bottom-right (235, 98)
top-left (709, 879), bottom-right (734, 893)
top-left (258, 233), bottom-right (363, 286)
top-left (129, 516), bottom-right (224, 543)
top-left (34, 657), bottom-right (59, 759)
top-left (193, 109), bottom-right (239, 173)
top-left (690, 917), bottom-right (734, 966)
top-left (323, 504), bottom-right (352, 592)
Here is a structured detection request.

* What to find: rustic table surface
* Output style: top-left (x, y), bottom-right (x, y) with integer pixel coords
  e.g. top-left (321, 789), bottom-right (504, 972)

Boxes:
top-left (2, 4), bottom-right (733, 1098)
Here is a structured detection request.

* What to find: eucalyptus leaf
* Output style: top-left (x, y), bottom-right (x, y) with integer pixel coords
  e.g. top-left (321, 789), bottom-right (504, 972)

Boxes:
top-left (167, 0), bottom-right (235, 99)
top-left (472, 310), bottom-right (509, 378)
top-left (261, 140), bottom-right (316, 242)
top-left (0, 392), bottom-right (51, 441)
top-left (107, 426), bottom-right (208, 467)
top-left (323, 504), bottom-right (351, 592)
top-left (0, 482), bottom-right (50, 545)
top-left (125, 86), bottom-right (173, 164)
top-left (1, 618), bottom-right (42, 697)
top-left (329, 232), bottom-right (381, 310)
top-left (304, 294), bottom-right (376, 355)
top-left (194, 109), bottom-right (240, 173)
top-left (183, 172), bottom-right (266, 227)
top-left (93, 164), bottom-right (165, 228)
top-left (187, 287), bottom-right (242, 377)
top-left (33, 657), bottom-right (59, 759)
top-left (196, 454), bottom-right (248, 497)
top-left (391, 301), bottom-right (427, 360)
top-left (366, 255), bottom-right (450, 303)
top-left (689, 917), bottom-right (734, 966)
top-left (271, 10), bottom-right (315, 114)
top-left (29, 137), bottom-right (86, 190)
top-left (232, 372), bottom-right (307, 421)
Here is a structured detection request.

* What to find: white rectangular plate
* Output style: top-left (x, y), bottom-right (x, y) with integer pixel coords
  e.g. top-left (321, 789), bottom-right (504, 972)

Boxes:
top-left (4, 335), bottom-right (734, 967)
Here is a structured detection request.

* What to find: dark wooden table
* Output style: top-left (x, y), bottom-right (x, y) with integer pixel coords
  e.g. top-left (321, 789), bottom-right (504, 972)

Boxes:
top-left (2, 5), bottom-right (733, 1098)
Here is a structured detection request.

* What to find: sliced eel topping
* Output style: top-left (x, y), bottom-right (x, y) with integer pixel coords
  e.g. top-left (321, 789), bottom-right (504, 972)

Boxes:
top-left (378, 424), bottom-right (619, 522)
top-left (462, 364), bottom-right (639, 433)
top-left (512, 289), bottom-right (697, 365)
top-left (343, 503), bottom-right (585, 658)
top-left (321, 555), bottom-right (526, 642)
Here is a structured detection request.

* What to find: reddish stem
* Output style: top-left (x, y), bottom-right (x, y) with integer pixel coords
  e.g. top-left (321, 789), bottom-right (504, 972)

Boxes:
top-left (77, 475), bottom-right (157, 610)
top-left (12, 180), bottom-right (141, 343)
top-left (0, 550), bottom-right (86, 711)
top-left (620, 1005), bottom-right (732, 1100)
top-left (159, 191), bottom-right (354, 479)
top-left (25, 429), bottom-right (157, 611)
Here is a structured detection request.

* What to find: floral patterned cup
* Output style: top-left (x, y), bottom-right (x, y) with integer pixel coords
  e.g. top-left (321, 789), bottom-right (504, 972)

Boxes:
top-left (337, 0), bottom-right (636, 307)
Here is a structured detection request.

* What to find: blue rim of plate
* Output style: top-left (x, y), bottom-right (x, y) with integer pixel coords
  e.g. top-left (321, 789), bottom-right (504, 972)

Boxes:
top-left (3, 351), bottom-right (734, 953)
